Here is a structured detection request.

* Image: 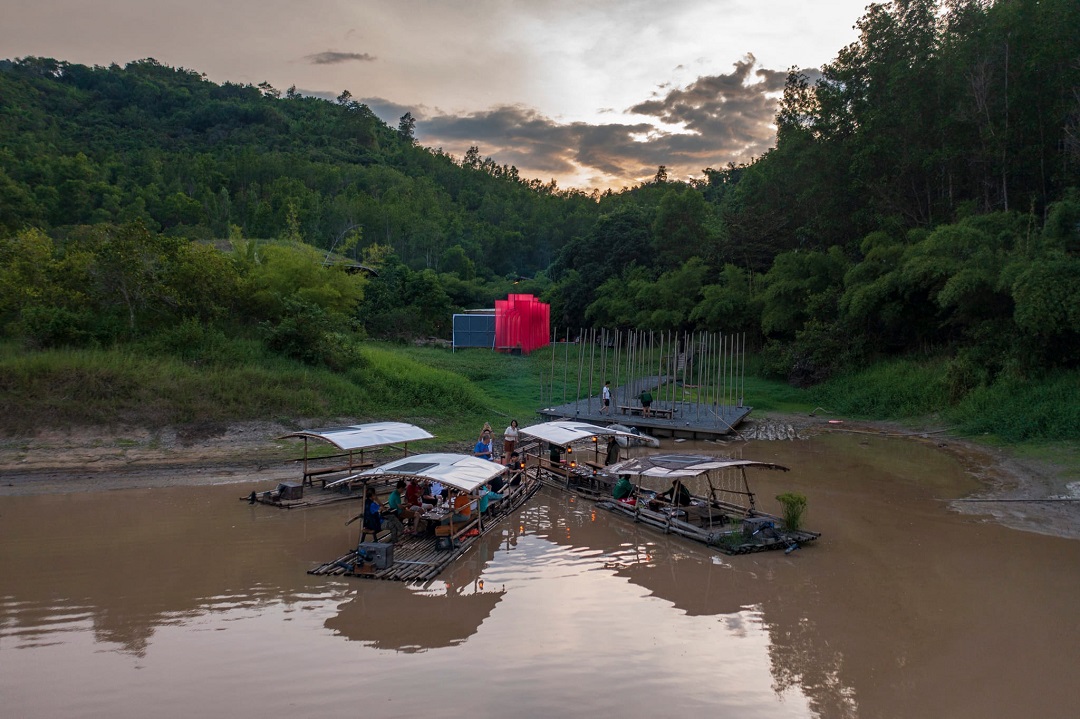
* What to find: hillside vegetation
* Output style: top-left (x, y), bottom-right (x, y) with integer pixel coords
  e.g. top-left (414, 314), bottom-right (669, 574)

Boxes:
top-left (1, 0), bottom-right (1078, 444)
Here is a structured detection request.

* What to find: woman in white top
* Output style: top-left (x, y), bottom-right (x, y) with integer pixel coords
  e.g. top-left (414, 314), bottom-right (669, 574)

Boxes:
top-left (503, 419), bottom-right (519, 464)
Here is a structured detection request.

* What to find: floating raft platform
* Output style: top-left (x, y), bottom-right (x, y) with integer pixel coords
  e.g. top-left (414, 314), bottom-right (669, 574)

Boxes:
top-left (242, 422), bottom-right (434, 509)
top-left (244, 477), bottom-right (388, 510)
top-left (538, 376), bottom-right (752, 440)
top-left (309, 466), bottom-right (542, 582)
top-left (595, 498), bottom-right (820, 555)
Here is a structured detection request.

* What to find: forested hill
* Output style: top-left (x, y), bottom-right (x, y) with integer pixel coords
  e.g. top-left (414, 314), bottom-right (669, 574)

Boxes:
top-left (1, 0), bottom-right (1079, 398)
top-left (0, 56), bottom-right (599, 278)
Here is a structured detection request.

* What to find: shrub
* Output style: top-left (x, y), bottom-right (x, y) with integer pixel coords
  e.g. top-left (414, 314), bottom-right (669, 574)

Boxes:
top-left (775, 492), bottom-right (807, 531)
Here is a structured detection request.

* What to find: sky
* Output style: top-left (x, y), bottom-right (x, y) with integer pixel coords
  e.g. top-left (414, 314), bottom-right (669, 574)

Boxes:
top-left (1, 0), bottom-right (872, 191)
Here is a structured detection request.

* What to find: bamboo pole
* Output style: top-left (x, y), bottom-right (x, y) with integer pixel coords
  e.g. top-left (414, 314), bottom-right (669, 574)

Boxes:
top-left (575, 327), bottom-right (585, 409)
top-left (587, 327), bottom-right (596, 414)
top-left (562, 327), bottom-right (569, 405)
top-left (715, 331), bottom-right (722, 412)
top-left (549, 325), bottom-right (556, 406)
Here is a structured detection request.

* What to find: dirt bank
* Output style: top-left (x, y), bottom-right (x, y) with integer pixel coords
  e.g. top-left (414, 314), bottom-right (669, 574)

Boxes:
top-left (1, 414), bottom-right (1077, 540)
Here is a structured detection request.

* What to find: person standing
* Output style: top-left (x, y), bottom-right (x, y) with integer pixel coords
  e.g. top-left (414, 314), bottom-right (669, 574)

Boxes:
top-left (474, 428), bottom-right (494, 460)
top-left (601, 381), bottom-right (612, 414)
top-left (502, 419), bottom-right (519, 463)
top-left (639, 388), bottom-right (653, 417)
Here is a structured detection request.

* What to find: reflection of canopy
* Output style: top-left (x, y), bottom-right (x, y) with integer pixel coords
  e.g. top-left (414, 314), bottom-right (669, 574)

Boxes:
top-left (519, 420), bottom-right (641, 447)
top-left (325, 585), bottom-right (505, 652)
top-left (355, 453), bottom-right (507, 492)
top-left (279, 422), bottom-right (434, 451)
top-left (325, 538), bottom-right (506, 652)
top-left (607, 453), bottom-right (789, 479)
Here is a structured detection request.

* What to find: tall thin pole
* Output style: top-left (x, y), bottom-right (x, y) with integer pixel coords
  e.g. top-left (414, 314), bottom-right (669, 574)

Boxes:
top-left (599, 328), bottom-right (607, 409)
top-left (575, 328), bottom-right (585, 411)
top-left (739, 332), bottom-right (746, 407)
top-left (727, 332), bottom-right (734, 409)
top-left (657, 331), bottom-right (666, 408)
top-left (587, 327), bottom-right (596, 414)
top-left (714, 332), bottom-right (723, 418)
top-left (549, 325), bottom-right (557, 407)
top-left (562, 327), bottom-right (569, 405)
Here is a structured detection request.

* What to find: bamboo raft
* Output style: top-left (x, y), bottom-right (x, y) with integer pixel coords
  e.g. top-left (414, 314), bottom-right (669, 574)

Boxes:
top-left (594, 453), bottom-right (821, 555)
top-left (242, 422), bottom-right (434, 509)
top-left (309, 465), bottom-right (542, 582)
top-left (595, 497), bottom-right (820, 555)
top-left (244, 475), bottom-right (378, 509)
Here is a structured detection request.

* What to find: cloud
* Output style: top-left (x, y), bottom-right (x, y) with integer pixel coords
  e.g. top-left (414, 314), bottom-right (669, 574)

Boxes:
top-left (304, 51), bottom-right (375, 65)
top-left (386, 55), bottom-right (821, 190)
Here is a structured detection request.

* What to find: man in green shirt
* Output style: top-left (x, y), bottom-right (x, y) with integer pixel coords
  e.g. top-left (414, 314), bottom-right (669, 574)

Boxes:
top-left (638, 390), bottom-right (653, 417)
top-left (386, 479), bottom-right (415, 541)
top-left (612, 475), bottom-right (634, 500)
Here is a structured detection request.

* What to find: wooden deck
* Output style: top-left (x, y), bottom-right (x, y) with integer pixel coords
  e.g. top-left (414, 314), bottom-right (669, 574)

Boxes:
top-left (243, 477), bottom-right (394, 509)
top-left (540, 376), bottom-right (751, 440)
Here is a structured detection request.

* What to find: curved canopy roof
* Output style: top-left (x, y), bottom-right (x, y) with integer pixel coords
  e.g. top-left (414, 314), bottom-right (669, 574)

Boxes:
top-left (606, 453), bottom-right (790, 479)
top-left (353, 453), bottom-right (508, 493)
top-left (279, 422), bottom-right (434, 452)
top-left (519, 420), bottom-right (642, 447)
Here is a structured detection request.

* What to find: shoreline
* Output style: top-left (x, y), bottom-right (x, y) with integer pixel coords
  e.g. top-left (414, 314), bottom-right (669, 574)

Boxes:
top-left (2, 415), bottom-right (1078, 540)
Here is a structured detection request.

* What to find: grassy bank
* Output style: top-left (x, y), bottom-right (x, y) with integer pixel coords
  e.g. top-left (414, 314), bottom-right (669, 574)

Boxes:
top-left (2, 340), bottom-right (1077, 469)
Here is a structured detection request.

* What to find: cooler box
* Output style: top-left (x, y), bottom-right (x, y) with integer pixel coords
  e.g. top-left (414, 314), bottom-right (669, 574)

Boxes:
top-left (277, 482), bottom-right (303, 500)
top-left (358, 542), bottom-right (394, 569)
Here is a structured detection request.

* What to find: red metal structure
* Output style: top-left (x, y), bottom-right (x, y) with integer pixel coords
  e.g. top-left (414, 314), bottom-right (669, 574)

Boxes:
top-left (495, 294), bottom-right (550, 355)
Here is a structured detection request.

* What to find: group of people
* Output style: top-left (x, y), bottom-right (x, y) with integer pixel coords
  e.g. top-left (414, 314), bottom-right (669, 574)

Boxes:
top-left (473, 420), bottom-right (520, 465)
top-left (351, 420), bottom-right (523, 546)
top-left (357, 468), bottom-right (512, 544)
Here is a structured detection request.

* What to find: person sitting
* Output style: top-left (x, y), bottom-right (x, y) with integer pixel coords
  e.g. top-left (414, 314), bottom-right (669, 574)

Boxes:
top-left (507, 452), bottom-right (523, 487)
top-left (386, 479), bottom-right (417, 539)
top-left (442, 490), bottom-right (475, 526)
top-left (420, 480), bottom-right (441, 507)
top-left (649, 479), bottom-right (691, 510)
top-left (612, 474), bottom-right (634, 501)
top-left (357, 487), bottom-right (383, 543)
top-left (479, 479), bottom-right (505, 515)
top-left (405, 477), bottom-right (428, 510)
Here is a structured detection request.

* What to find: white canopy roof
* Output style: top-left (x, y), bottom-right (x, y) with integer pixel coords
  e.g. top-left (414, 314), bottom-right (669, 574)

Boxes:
top-left (519, 420), bottom-right (641, 447)
top-left (353, 453), bottom-right (508, 493)
top-left (607, 453), bottom-right (790, 479)
top-left (280, 422), bottom-right (434, 452)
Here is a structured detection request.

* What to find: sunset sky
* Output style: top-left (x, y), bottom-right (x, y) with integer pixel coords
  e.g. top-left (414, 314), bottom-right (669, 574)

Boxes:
top-left (2, 0), bottom-right (871, 190)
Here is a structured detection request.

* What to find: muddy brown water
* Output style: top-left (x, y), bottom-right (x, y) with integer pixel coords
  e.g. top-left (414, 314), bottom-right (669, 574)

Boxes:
top-left (2, 433), bottom-right (1080, 718)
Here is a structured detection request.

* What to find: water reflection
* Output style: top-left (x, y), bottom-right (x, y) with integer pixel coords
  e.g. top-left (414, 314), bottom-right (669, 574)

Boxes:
top-left (325, 549), bottom-right (505, 653)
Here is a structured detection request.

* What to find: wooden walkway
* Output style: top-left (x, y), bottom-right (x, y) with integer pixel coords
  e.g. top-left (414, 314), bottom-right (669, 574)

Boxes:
top-left (539, 376), bottom-right (752, 440)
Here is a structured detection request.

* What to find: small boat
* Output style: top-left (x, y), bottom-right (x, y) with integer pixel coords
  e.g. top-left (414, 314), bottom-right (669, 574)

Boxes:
top-left (518, 420), bottom-right (642, 497)
top-left (243, 421), bottom-right (434, 508)
top-left (596, 453), bottom-right (821, 555)
top-left (607, 423), bottom-right (660, 448)
top-left (308, 452), bottom-right (542, 581)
